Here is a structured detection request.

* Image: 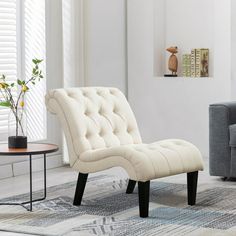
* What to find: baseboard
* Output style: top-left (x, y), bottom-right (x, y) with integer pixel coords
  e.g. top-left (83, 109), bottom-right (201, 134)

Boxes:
top-left (0, 164), bottom-right (13, 179)
top-left (0, 153), bottom-right (64, 179)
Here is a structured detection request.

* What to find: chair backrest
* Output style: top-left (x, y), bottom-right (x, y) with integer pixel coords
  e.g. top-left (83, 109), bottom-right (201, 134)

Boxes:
top-left (45, 87), bottom-right (142, 166)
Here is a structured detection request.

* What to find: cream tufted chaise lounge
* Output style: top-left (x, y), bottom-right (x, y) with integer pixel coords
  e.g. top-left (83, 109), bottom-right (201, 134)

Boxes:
top-left (45, 87), bottom-right (204, 217)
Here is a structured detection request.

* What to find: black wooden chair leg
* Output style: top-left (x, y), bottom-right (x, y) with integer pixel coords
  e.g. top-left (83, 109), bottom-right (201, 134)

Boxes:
top-left (138, 181), bottom-right (150, 218)
top-left (187, 171), bottom-right (198, 205)
top-left (126, 179), bottom-right (136, 194)
top-left (73, 173), bottom-right (88, 206)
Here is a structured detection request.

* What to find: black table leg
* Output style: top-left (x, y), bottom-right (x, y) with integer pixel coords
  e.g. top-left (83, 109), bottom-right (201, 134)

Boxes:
top-left (44, 153), bottom-right (47, 199)
top-left (29, 154), bottom-right (32, 211)
top-left (0, 154), bottom-right (48, 211)
top-left (22, 153), bottom-right (47, 210)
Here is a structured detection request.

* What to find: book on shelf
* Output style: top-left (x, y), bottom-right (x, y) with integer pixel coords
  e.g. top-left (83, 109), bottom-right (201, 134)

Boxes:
top-left (186, 48), bottom-right (209, 78)
top-left (190, 49), bottom-right (196, 77)
top-left (195, 49), bottom-right (201, 77)
top-left (200, 49), bottom-right (209, 77)
top-left (182, 54), bottom-right (191, 77)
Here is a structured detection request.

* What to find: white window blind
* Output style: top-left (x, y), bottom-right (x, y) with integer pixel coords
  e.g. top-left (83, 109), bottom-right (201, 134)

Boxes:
top-left (0, 0), bottom-right (17, 141)
top-left (23, 0), bottom-right (46, 141)
top-left (0, 0), bottom-right (46, 142)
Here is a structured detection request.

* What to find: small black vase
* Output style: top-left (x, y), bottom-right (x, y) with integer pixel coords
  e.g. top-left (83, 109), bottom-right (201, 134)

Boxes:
top-left (8, 136), bottom-right (27, 148)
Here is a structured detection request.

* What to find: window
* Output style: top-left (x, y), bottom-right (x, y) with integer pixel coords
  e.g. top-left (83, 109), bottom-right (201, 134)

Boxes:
top-left (0, 0), bottom-right (17, 141)
top-left (0, 0), bottom-right (46, 142)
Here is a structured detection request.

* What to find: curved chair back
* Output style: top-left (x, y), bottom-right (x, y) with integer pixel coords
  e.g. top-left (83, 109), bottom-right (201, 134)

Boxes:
top-left (45, 87), bottom-right (142, 166)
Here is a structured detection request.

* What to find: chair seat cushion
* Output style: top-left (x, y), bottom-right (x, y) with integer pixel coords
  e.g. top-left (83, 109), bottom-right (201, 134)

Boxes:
top-left (73, 139), bottom-right (204, 182)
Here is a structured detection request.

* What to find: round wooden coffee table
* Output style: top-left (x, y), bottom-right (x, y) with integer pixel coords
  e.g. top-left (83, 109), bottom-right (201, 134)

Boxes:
top-left (0, 143), bottom-right (59, 211)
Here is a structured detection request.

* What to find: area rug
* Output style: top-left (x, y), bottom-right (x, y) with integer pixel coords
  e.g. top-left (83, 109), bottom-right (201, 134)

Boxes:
top-left (0, 175), bottom-right (236, 236)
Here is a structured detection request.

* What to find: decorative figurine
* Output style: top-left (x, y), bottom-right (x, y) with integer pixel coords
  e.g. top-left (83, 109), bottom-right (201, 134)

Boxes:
top-left (164, 46), bottom-right (178, 77)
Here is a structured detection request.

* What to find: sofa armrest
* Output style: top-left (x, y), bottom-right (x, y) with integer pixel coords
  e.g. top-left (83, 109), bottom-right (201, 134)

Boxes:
top-left (209, 102), bottom-right (236, 177)
top-left (229, 124), bottom-right (236, 177)
top-left (210, 102), bottom-right (236, 125)
top-left (229, 124), bottom-right (236, 147)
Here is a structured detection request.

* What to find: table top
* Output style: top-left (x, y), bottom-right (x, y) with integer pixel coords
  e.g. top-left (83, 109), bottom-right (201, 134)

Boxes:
top-left (0, 143), bottom-right (59, 156)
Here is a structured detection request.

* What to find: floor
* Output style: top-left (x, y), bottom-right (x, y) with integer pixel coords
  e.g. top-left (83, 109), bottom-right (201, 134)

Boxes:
top-left (0, 157), bottom-right (232, 236)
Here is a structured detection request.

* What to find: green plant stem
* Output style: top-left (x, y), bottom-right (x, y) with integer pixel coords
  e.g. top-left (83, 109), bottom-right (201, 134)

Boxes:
top-left (12, 107), bottom-right (25, 137)
top-left (15, 90), bottom-right (23, 110)
top-left (15, 107), bottom-right (18, 136)
top-left (15, 76), bottom-right (37, 109)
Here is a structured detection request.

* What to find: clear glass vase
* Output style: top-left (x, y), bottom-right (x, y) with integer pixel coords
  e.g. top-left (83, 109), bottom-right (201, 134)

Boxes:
top-left (8, 107), bottom-right (27, 148)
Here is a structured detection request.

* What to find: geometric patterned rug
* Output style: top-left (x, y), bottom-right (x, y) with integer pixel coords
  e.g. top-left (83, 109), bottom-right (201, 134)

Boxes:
top-left (0, 174), bottom-right (236, 236)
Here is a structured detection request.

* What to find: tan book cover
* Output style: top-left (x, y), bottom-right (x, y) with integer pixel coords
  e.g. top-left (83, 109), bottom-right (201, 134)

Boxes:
top-left (186, 54), bottom-right (191, 77)
top-left (190, 49), bottom-right (196, 77)
top-left (182, 54), bottom-right (191, 77)
top-left (200, 49), bottom-right (209, 77)
top-left (195, 49), bottom-right (201, 77)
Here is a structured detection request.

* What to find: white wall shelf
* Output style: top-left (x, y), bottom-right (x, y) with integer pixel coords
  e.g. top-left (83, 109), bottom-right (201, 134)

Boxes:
top-left (155, 77), bottom-right (213, 80)
top-left (153, 0), bottom-right (213, 78)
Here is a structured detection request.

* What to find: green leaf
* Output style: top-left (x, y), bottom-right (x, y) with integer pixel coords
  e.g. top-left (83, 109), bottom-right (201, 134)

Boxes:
top-left (32, 59), bottom-right (43, 64)
top-left (11, 83), bottom-right (14, 87)
top-left (32, 81), bottom-right (35, 85)
top-left (17, 79), bottom-right (22, 85)
top-left (39, 75), bottom-right (43, 78)
top-left (0, 101), bottom-right (11, 107)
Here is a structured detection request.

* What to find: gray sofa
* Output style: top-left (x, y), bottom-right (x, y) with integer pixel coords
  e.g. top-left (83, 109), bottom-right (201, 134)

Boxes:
top-left (209, 102), bottom-right (236, 178)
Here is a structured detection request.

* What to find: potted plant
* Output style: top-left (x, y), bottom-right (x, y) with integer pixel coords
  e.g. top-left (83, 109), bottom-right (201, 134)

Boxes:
top-left (0, 59), bottom-right (43, 148)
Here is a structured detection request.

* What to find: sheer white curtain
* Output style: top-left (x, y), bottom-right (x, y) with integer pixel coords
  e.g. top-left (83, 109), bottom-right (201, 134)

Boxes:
top-left (46, 0), bottom-right (85, 163)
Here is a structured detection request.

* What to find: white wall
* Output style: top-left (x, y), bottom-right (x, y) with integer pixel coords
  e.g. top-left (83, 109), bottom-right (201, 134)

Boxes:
top-left (128, 0), bottom-right (232, 157)
top-left (153, 0), bottom-right (165, 76)
top-left (154, 0), bottom-right (214, 77)
top-left (84, 0), bottom-right (127, 94)
top-left (231, 0), bottom-right (236, 100)
top-left (165, 0), bottom-right (214, 76)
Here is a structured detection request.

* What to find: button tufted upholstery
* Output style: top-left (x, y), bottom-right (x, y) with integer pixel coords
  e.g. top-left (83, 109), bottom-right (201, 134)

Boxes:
top-left (45, 87), bottom-right (204, 182)
top-left (75, 139), bottom-right (203, 181)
